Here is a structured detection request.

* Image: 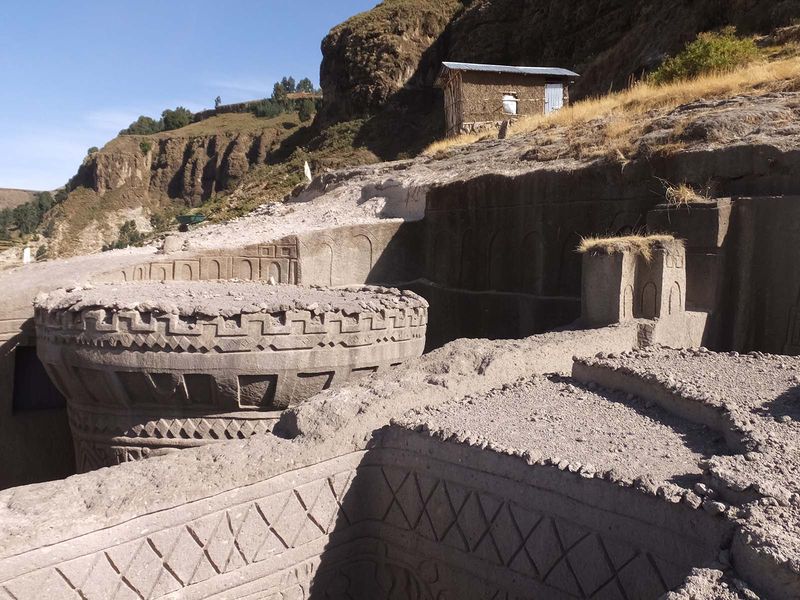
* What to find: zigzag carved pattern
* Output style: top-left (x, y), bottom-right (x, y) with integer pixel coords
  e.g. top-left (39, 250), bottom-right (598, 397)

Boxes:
top-left (69, 408), bottom-right (274, 443)
top-left (34, 307), bottom-right (428, 354)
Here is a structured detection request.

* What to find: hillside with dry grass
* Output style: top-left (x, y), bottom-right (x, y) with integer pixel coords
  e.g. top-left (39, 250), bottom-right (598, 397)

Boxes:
top-left (0, 189), bottom-right (37, 211)
top-left (425, 41), bottom-right (800, 168)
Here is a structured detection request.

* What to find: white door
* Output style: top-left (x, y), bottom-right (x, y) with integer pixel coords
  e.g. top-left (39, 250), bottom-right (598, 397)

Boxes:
top-left (545, 83), bottom-right (564, 113)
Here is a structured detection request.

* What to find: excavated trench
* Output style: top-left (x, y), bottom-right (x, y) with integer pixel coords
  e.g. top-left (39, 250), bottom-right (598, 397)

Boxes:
top-left (292, 430), bottom-right (734, 600)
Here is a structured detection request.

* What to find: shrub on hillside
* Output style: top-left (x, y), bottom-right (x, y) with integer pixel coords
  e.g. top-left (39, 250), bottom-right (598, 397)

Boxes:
top-left (140, 140), bottom-right (153, 156)
top-left (0, 209), bottom-right (12, 239)
top-left (298, 98), bottom-right (316, 122)
top-left (13, 203), bottom-right (39, 235)
top-left (87, 146), bottom-right (99, 156)
top-left (649, 27), bottom-right (759, 84)
top-left (36, 192), bottom-right (54, 214)
top-left (252, 99), bottom-right (283, 119)
top-left (102, 220), bottom-right (146, 251)
top-left (121, 115), bottom-right (163, 136)
top-left (162, 107), bottom-right (193, 131)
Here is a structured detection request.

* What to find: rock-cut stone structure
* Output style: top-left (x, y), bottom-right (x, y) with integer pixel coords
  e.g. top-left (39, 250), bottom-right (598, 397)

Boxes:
top-left (34, 282), bottom-right (428, 470)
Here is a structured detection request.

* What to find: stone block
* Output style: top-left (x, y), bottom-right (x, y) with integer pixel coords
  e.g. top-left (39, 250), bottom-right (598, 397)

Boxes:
top-left (34, 282), bottom-right (428, 471)
top-left (581, 252), bottom-right (636, 327)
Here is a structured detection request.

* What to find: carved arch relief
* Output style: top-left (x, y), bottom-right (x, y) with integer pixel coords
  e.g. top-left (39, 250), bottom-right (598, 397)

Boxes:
top-left (669, 281), bottom-right (682, 315)
top-left (321, 242), bottom-right (334, 286)
top-left (268, 261), bottom-right (282, 283)
top-left (641, 282), bottom-right (658, 319)
top-left (521, 230), bottom-right (543, 294)
top-left (458, 229), bottom-right (476, 289)
top-left (623, 285), bottom-right (634, 319)
top-left (488, 230), bottom-right (512, 291)
top-left (343, 233), bottom-right (374, 285)
top-left (179, 263), bottom-right (194, 280)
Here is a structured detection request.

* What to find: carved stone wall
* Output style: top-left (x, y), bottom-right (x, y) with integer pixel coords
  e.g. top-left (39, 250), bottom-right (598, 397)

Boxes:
top-left (581, 244), bottom-right (686, 328)
top-left (95, 238), bottom-right (301, 285)
top-left (0, 432), bottom-right (730, 600)
top-left (298, 222), bottom-right (423, 288)
top-left (35, 288), bottom-right (428, 471)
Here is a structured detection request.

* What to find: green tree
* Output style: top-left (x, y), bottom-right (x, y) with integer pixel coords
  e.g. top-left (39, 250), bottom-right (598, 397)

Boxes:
top-left (103, 220), bottom-right (145, 250)
top-left (296, 78), bottom-right (315, 93)
top-left (280, 76), bottom-right (296, 93)
top-left (272, 83), bottom-right (289, 108)
top-left (87, 146), bottom-right (99, 156)
top-left (36, 191), bottom-right (54, 214)
top-left (13, 203), bottom-right (39, 235)
top-left (0, 209), bottom-right (12, 239)
top-left (120, 115), bottom-right (163, 135)
top-left (252, 99), bottom-right (282, 119)
top-left (162, 107), bottom-right (193, 131)
top-left (298, 98), bottom-right (316, 122)
top-left (215, 95), bottom-right (222, 109)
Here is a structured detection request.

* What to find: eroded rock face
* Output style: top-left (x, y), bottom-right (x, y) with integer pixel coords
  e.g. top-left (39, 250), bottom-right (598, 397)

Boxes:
top-left (69, 131), bottom-right (274, 206)
top-left (318, 0), bottom-right (462, 123)
top-left (33, 281), bottom-right (428, 471)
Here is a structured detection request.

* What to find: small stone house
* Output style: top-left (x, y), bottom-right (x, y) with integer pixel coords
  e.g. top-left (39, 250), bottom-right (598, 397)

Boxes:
top-left (435, 62), bottom-right (579, 137)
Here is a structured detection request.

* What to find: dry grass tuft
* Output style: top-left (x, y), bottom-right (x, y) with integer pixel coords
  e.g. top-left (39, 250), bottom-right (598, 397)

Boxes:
top-left (664, 182), bottom-right (711, 206)
top-left (422, 132), bottom-right (486, 157)
top-left (423, 55), bottom-right (800, 156)
top-left (577, 234), bottom-right (683, 261)
top-left (515, 56), bottom-right (800, 136)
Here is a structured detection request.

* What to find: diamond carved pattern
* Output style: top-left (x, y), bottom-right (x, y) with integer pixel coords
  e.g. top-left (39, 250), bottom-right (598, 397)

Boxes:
top-left (378, 467), bottom-right (675, 600)
top-left (4, 464), bottom-right (686, 600)
top-left (3, 470), bottom-right (355, 600)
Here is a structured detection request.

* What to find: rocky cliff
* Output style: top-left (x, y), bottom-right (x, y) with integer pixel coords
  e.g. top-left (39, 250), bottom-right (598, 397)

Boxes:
top-left (319, 0), bottom-right (463, 123)
top-left (70, 124), bottom-right (282, 207)
top-left (46, 114), bottom-right (299, 256)
top-left (320, 0), bottom-right (800, 123)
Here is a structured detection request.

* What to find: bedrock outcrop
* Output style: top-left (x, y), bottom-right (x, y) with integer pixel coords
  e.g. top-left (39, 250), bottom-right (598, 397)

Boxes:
top-left (69, 130), bottom-right (275, 206)
top-left (318, 0), bottom-right (462, 123)
top-left (319, 0), bottom-right (800, 123)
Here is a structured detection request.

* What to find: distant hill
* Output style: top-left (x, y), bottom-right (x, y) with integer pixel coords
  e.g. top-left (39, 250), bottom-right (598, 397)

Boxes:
top-left (0, 189), bottom-right (38, 210)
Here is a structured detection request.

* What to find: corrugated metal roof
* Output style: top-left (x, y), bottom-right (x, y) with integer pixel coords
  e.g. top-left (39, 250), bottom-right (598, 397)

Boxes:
top-left (439, 62), bottom-right (580, 79)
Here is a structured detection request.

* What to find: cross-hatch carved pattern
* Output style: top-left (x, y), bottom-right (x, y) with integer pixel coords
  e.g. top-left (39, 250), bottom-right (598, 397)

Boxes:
top-left (378, 467), bottom-right (674, 599)
top-left (4, 465), bottom-right (680, 600)
top-left (3, 471), bottom-right (355, 600)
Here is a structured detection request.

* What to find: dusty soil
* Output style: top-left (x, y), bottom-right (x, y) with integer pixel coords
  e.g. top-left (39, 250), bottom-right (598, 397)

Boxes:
top-left (400, 374), bottom-right (725, 487)
top-left (0, 247), bottom-right (153, 311)
top-left (665, 568), bottom-right (758, 600)
top-left (577, 347), bottom-right (800, 584)
top-left (35, 282), bottom-right (428, 318)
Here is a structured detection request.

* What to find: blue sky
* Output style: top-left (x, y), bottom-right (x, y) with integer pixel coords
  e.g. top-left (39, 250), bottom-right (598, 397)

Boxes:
top-left (0, 0), bottom-right (376, 190)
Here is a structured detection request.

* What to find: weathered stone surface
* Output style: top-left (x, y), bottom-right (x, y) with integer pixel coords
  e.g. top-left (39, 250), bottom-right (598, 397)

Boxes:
top-left (34, 281), bottom-right (428, 470)
top-left (3, 343), bottom-right (799, 599)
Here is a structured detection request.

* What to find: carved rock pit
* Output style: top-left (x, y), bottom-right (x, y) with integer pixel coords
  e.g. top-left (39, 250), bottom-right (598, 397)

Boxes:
top-left (34, 281), bottom-right (428, 471)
